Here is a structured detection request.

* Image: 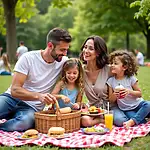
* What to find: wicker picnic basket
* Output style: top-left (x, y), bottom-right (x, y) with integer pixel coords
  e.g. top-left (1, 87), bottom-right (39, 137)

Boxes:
top-left (34, 101), bottom-right (81, 133)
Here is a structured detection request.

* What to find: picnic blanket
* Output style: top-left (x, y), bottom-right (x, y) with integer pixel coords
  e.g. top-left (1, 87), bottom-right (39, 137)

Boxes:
top-left (0, 120), bottom-right (150, 148)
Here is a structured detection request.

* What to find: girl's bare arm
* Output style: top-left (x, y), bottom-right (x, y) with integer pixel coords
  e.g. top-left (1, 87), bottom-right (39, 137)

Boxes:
top-left (51, 80), bottom-right (64, 99)
top-left (128, 81), bottom-right (142, 97)
top-left (76, 91), bottom-right (83, 104)
top-left (108, 85), bottom-right (117, 103)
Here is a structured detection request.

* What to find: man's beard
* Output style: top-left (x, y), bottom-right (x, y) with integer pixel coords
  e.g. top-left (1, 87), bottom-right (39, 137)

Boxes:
top-left (51, 48), bottom-right (64, 62)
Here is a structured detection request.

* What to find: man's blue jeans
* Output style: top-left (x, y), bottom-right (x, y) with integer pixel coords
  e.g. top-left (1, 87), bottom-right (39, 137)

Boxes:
top-left (0, 93), bottom-right (36, 132)
top-left (112, 101), bottom-right (150, 126)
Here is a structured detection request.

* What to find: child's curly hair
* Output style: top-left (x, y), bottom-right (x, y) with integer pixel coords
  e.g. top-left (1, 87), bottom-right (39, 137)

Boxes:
top-left (61, 58), bottom-right (84, 93)
top-left (109, 50), bottom-right (138, 77)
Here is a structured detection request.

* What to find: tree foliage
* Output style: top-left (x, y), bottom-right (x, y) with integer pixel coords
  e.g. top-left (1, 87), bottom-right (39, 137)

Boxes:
top-left (0, 0), bottom-right (38, 33)
top-left (0, 0), bottom-right (73, 62)
top-left (70, 0), bottom-right (150, 58)
top-left (70, 0), bottom-right (141, 51)
top-left (0, 1), bottom-right (5, 35)
top-left (130, 0), bottom-right (150, 24)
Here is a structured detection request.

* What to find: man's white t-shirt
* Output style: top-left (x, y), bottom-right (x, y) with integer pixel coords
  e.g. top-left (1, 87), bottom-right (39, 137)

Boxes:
top-left (17, 45), bottom-right (28, 59)
top-left (136, 52), bottom-right (144, 66)
top-left (5, 50), bottom-right (68, 111)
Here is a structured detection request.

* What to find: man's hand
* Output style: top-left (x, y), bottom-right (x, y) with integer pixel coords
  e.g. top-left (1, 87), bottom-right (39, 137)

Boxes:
top-left (38, 93), bottom-right (57, 105)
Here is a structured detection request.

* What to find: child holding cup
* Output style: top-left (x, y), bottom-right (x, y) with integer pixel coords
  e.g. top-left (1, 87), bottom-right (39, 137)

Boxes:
top-left (107, 50), bottom-right (150, 128)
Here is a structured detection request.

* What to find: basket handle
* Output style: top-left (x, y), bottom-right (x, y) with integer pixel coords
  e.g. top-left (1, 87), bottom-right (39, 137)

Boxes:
top-left (55, 100), bottom-right (62, 120)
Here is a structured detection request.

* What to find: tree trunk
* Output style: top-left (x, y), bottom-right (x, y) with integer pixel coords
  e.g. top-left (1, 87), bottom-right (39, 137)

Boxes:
top-left (126, 32), bottom-right (129, 50)
top-left (146, 29), bottom-right (150, 59)
top-left (2, 0), bottom-right (18, 63)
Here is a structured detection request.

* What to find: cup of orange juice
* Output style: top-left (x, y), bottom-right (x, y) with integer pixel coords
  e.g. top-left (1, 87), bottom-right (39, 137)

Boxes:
top-left (105, 110), bottom-right (113, 131)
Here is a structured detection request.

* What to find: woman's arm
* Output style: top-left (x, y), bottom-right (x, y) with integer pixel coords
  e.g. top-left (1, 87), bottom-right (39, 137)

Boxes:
top-left (7, 63), bottom-right (11, 72)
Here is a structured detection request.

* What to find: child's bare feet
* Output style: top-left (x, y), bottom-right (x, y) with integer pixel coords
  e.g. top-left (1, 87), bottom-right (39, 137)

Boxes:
top-left (123, 119), bottom-right (135, 129)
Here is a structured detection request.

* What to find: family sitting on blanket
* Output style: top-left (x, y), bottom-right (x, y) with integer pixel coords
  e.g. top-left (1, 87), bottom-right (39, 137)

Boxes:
top-left (0, 27), bottom-right (150, 132)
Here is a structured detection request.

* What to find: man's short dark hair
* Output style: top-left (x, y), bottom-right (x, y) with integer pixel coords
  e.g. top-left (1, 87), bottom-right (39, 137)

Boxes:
top-left (47, 28), bottom-right (72, 45)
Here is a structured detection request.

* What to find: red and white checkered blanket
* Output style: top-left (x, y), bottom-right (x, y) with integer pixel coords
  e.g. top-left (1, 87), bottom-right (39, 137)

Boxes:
top-left (0, 120), bottom-right (150, 148)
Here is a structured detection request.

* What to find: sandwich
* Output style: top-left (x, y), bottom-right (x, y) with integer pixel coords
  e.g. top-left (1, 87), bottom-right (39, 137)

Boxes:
top-left (89, 106), bottom-right (98, 114)
top-left (48, 127), bottom-right (65, 138)
top-left (21, 129), bottom-right (39, 139)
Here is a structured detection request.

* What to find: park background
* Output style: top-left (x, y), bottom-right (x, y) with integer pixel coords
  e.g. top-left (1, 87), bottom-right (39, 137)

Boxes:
top-left (0, 0), bottom-right (150, 62)
top-left (0, 0), bottom-right (150, 149)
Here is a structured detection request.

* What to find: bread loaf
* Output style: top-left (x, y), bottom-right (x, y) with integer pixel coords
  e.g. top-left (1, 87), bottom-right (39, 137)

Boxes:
top-left (59, 107), bottom-right (71, 114)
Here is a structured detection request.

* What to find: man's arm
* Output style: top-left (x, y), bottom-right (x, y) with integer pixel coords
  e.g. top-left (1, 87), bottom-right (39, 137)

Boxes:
top-left (11, 72), bottom-right (38, 100)
top-left (11, 72), bottom-right (56, 105)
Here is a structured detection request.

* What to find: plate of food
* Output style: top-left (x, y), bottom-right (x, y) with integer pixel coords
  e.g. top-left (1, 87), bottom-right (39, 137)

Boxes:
top-left (82, 126), bottom-right (109, 135)
top-left (47, 127), bottom-right (70, 140)
top-left (81, 106), bottom-right (107, 116)
top-left (17, 129), bottom-right (41, 140)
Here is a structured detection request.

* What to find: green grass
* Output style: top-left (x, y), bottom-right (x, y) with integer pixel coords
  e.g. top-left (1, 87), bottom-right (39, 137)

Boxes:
top-left (0, 76), bottom-right (12, 94)
top-left (0, 66), bottom-right (150, 149)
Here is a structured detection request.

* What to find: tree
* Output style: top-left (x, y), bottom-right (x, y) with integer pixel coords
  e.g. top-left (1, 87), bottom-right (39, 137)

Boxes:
top-left (130, 0), bottom-right (150, 58)
top-left (0, 0), bottom-right (38, 63)
top-left (0, 0), bottom-right (72, 63)
top-left (70, 0), bottom-right (150, 58)
top-left (131, 0), bottom-right (150, 23)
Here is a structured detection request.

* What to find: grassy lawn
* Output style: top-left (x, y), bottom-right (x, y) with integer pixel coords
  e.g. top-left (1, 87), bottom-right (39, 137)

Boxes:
top-left (0, 66), bottom-right (150, 149)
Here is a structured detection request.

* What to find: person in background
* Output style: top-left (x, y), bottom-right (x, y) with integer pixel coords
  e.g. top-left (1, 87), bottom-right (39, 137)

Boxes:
top-left (134, 49), bottom-right (144, 66)
top-left (107, 50), bottom-right (150, 128)
top-left (0, 53), bottom-right (12, 75)
top-left (16, 41), bottom-right (28, 60)
top-left (80, 35), bottom-right (112, 127)
top-left (0, 27), bottom-right (72, 132)
top-left (51, 58), bottom-right (84, 110)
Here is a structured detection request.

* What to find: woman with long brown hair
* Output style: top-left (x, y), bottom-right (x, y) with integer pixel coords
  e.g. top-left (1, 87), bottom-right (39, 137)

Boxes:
top-left (0, 53), bottom-right (12, 75)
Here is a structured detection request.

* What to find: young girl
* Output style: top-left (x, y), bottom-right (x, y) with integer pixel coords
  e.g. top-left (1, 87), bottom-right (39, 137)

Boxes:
top-left (107, 50), bottom-right (150, 128)
top-left (0, 53), bottom-right (12, 75)
top-left (51, 58), bottom-right (84, 110)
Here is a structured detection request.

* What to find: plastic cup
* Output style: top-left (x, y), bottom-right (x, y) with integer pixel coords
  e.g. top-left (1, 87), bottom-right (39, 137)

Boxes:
top-left (104, 110), bottom-right (113, 131)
